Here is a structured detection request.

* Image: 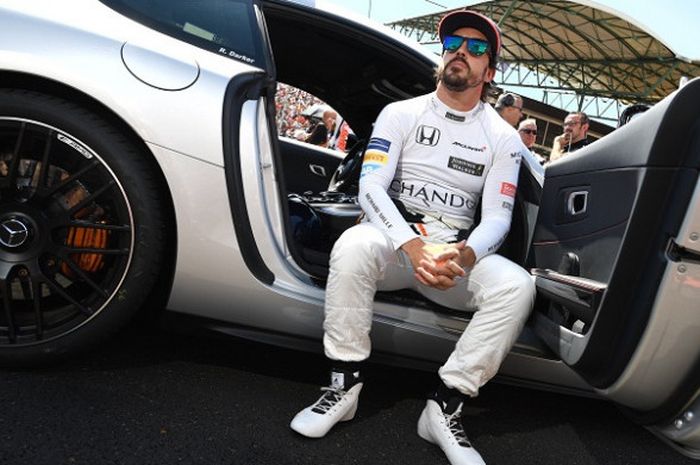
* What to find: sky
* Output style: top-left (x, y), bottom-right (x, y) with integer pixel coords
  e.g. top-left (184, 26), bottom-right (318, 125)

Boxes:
top-left (322, 0), bottom-right (700, 61)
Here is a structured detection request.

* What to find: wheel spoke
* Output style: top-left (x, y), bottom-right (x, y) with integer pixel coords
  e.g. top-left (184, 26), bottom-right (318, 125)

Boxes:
top-left (32, 278), bottom-right (44, 340)
top-left (36, 129), bottom-right (54, 190)
top-left (55, 253), bottom-right (109, 299)
top-left (41, 277), bottom-right (93, 316)
top-left (1, 277), bottom-right (17, 343)
top-left (41, 159), bottom-right (101, 198)
top-left (68, 220), bottom-right (131, 232)
top-left (0, 121), bottom-right (25, 190)
top-left (19, 274), bottom-right (32, 300)
top-left (66, 179), bottom-right (116, 217)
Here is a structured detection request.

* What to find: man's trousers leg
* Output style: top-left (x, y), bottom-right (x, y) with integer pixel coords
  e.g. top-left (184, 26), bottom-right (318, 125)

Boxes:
top-left (426, 254), bottom-right (536, 397)
top-left (323, 223), bottom-right (413, 361)
top-left (323, 223), bottom-right (535, 396)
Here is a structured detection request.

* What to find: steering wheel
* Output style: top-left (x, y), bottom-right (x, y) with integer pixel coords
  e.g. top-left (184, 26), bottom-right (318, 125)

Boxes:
top-left (326, 139), bottom-right (366, 194)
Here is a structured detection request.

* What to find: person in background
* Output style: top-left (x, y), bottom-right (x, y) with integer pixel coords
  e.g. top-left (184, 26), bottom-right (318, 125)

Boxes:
top-left (306, 109), bottom-right (338, 147)
top-left (517, 118), bottom-right (545, 165)
top-left (549, 112), bottom-right (590, 162)
top-left (494, 92), bottom-right (523, 128)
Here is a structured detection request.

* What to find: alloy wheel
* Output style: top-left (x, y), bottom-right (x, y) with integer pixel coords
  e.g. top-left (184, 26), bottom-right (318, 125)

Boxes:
top-left (0, 118), bottom-right (134, 346)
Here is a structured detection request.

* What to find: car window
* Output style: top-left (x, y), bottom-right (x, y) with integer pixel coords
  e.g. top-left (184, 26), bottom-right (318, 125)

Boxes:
top-left (275, 83), bottom-right (356, 152)
top-left (100, 0), bottom-right (264, 67)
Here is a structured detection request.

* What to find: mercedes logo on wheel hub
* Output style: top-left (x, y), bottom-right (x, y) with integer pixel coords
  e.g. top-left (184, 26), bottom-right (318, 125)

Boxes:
top-left (0, 218), bottom-right (31, 248)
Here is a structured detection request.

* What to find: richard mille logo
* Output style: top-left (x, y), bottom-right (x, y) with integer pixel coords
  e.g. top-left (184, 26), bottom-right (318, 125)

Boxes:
top-left (0, 218), bottom-right (30, 248)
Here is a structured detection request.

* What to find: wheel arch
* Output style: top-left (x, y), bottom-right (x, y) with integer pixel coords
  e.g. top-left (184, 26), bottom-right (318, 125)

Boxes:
top-left (0, 70), bottom-right (178, 309)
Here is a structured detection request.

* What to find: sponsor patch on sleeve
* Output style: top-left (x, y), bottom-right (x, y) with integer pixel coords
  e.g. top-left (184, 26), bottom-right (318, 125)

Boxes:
top-left (363, 150), bottom-right (389, 165)
top-left (360, 163), bottom-right (382, 178)
top-left (500, 182), bottom-right (517, 198)
top-left (367, 137), bottom-right (392, 152)
top-left (360, 149), bottom-right (389, 178)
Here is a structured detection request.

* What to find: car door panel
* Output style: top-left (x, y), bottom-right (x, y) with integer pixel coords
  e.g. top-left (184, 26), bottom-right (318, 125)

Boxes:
top-left (533, 168), bottom-right (641, 283)
top-left (278, 137), bottom-right (342, 194)
top-left (534, 162), bottom-right (697, 389)
top-left (531, 78), bottom-right (700, 403)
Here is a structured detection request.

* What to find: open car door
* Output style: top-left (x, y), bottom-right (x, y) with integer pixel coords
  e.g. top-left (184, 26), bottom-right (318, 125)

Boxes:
top-left (531, 78), bottom-right (700, 455)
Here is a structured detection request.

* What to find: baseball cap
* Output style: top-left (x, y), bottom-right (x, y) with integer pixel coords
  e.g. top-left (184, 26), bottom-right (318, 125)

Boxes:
top-left (438, 10), bottom-right (501, 61)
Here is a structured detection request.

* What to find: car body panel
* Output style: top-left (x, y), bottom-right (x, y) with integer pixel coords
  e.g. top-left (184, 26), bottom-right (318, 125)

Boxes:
top-left (146, 143), bottom-right (259, 318)
top-left (599, 258), bottom-right (700, 410)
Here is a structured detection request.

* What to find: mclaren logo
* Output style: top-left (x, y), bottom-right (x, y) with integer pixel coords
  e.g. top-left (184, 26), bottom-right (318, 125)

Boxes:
top-left (0, 218), bottom-right (29, 248)
top-left (415, 125), bottom-right (440, 146)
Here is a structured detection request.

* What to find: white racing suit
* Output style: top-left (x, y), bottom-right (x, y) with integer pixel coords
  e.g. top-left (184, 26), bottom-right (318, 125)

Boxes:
top-left (323, 92), bottom-right (536, 396)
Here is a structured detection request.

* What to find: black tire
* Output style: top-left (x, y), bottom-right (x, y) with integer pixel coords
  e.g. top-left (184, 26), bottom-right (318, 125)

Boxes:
top-left (0, 89), bottom-right (168, 366)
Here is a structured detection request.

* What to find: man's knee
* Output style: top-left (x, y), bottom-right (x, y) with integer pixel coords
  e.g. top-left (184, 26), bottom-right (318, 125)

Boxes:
top-left (481, 256), bottom-right (535, 316)
top-left (502, 265), bottom-right (536, 317)
top-left (329, 224), bottom-right (392, 274)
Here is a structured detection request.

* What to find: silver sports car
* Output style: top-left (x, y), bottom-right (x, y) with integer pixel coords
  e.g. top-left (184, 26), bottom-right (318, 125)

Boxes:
top-left (0, 0), bottom-right (698, 457)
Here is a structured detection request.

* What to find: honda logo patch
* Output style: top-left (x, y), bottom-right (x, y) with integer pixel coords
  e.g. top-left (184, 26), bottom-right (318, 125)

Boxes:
top-left (415, 125), bottom-right (440, 146)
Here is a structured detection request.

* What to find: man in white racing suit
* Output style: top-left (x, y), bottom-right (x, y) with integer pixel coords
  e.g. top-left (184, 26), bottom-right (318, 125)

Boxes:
top-left (291, 10), bottom-right (535, 465)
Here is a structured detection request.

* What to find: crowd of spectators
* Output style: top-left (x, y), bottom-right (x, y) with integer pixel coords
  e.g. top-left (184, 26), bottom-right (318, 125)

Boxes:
top-left (275, 83), bottom-right (355, 151)
top-left (274, 83), bottom-right (325, 140)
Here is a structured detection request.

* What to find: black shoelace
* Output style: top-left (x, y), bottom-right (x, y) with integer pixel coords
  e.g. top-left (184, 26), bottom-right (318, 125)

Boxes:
top-left (445, 407), bottom-right (472, 448)
top-left (311, 387), bottom-right (344, 414)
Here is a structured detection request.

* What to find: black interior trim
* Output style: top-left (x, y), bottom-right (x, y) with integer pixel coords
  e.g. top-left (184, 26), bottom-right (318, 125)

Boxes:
top-left (222, 72), bottom-right (275, 285)
top-left (278, 138), bottom-right (343, 194)
top-left (533, 168), bottom-right (640, 249)
top-left (532, 268), bottom-right (606, 329)
top-left (668, 241), bottom-right (700, 264)
top-left (375, 289), bottom-right (476, 317)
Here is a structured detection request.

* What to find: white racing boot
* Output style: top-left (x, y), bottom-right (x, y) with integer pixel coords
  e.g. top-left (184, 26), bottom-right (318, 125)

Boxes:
top-left (290, 369), bottom-right (363, 438)
top-left (417, 394), bottom-right (485, 465)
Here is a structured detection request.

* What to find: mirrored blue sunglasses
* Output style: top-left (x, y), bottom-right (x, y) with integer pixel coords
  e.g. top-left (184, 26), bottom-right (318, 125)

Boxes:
top-left (442, 35), bottom-right (490, 57)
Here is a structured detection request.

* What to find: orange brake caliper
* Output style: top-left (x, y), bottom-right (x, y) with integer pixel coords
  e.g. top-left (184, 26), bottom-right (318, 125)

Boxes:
top-left (61, 226), bottom-right (109, 276)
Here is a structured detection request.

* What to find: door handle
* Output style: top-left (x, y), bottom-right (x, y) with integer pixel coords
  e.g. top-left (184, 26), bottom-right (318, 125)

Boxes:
top-left (567, 190), bottom-right (588, 216)
top-left (309, 164), bottom-right (327, 177)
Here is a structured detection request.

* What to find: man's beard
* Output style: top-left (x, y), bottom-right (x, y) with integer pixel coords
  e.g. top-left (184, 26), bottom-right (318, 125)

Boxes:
top-left (438, 57), bottom-right (487, 92)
